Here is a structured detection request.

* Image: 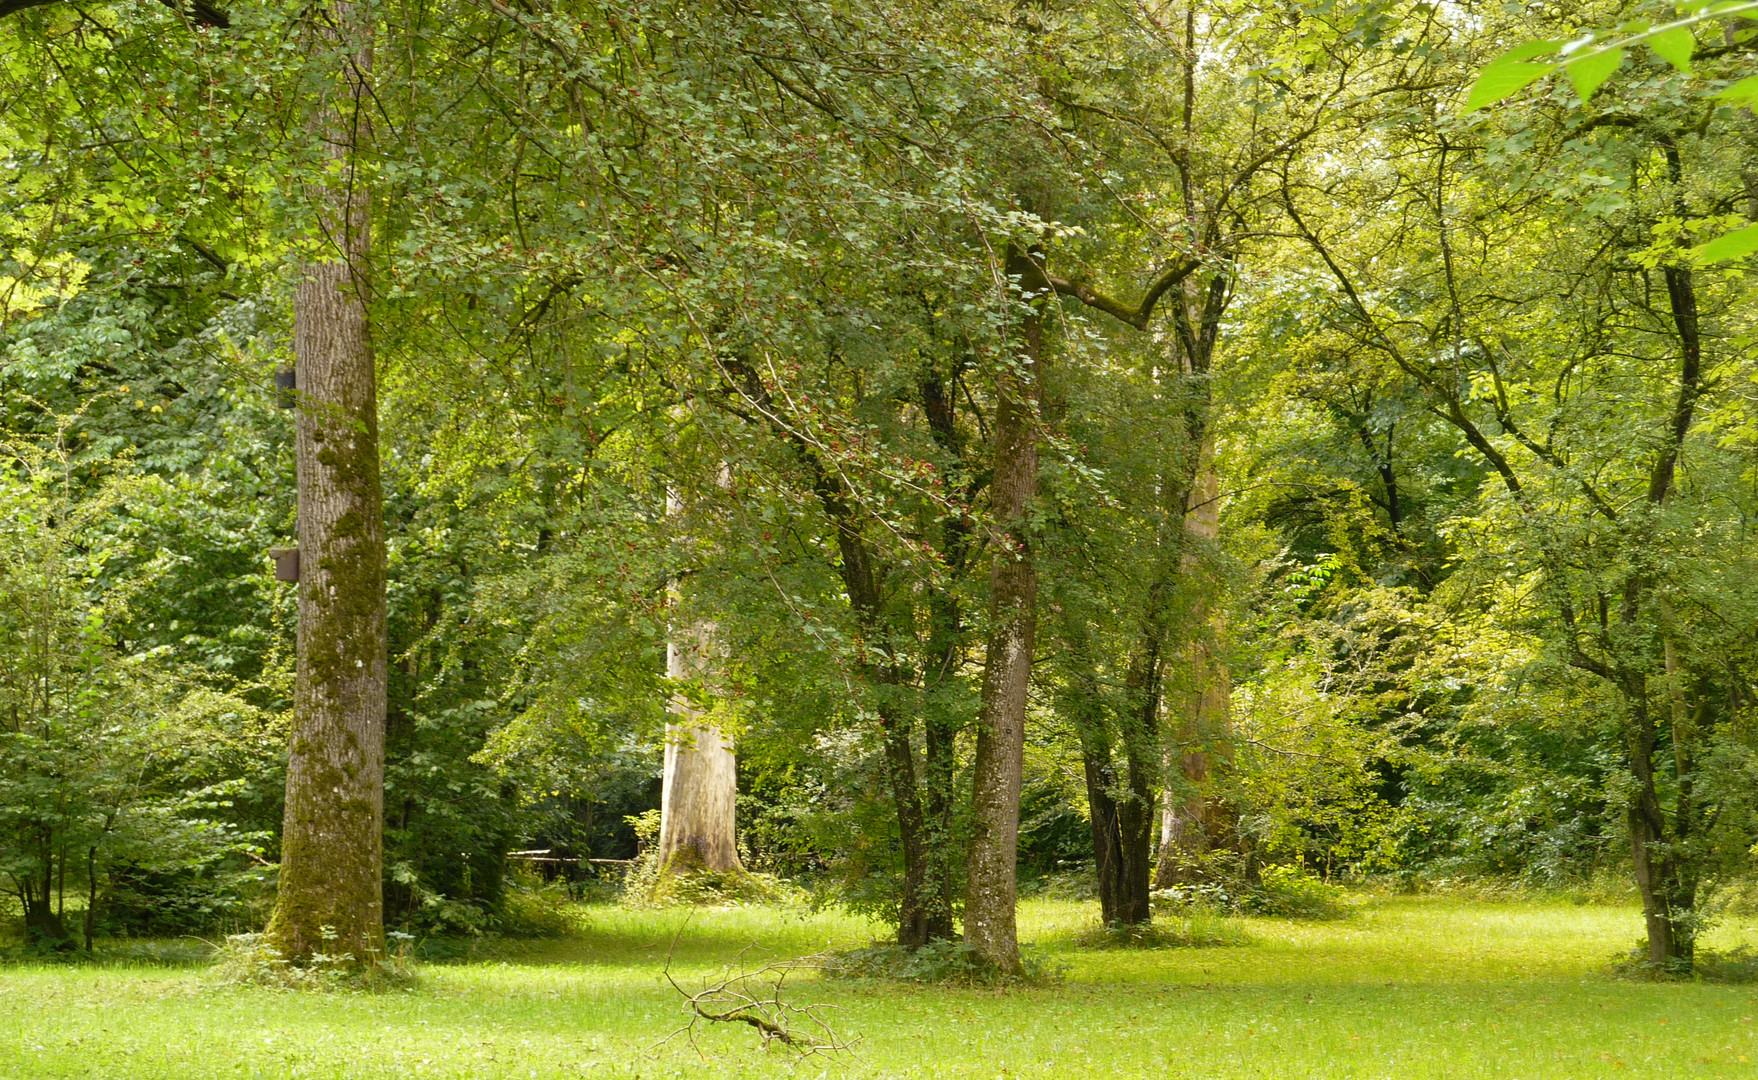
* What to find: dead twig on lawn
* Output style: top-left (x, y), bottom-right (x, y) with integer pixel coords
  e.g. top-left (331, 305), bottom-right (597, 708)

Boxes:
top-left (653, 927), bottom-right (857, 1060)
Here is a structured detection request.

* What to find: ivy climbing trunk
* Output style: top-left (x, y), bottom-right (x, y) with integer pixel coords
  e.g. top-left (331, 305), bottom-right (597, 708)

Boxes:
top-left (963, 245), bottom-right (1046, 975)
top-left (266, 0), bottom-right (387, 966)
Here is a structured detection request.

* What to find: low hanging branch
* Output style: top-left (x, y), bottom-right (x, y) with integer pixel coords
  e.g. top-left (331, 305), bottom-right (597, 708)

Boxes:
top-left (657, 943), bottom-right (857, 1060)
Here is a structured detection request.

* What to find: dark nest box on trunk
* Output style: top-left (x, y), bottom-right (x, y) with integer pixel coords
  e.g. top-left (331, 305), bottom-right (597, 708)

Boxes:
top-left (270, 547), bottom-right (300, 582)
top-left (275, 366), bottom-right (297, 409)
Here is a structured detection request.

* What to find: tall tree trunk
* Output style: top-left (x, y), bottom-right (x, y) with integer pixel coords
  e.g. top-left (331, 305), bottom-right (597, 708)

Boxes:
top-left (658, 622), bottom-right (742, 875)
top-left (83, 844), bottom-right (97, 952)
top-left (1620, 243), bottom-right (1705, 969)
top-left (814, 455), bottom-right (940, 947)
top-left (1114, 685), bottom-right (1158, 924)
top-left (718, 352), bottom-right (936, 927)
top-left (880, 708), bottom-right (935, 947)
top-left (963, 245), bottom-right (1045, 975)
top-left (1061, 636), bottom-right (1124, 923)
top-left (22, 849), bottom-right (69, 948)
top-left (266, 0), bottom-right (387, 966)
top-left (1156, 461), bottom-right (1231, 885)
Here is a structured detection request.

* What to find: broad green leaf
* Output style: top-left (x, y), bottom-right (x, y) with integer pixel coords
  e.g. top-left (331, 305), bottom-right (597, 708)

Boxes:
top-left (1499, 39), bottom-right (1568, 62)
top-left (1566, 48), bottom-right (1625, 101)
top-left (1697, 223), bottom-right (1758, 262)
top-left (1648, 25), bottom-right (1694, 72)
top-left (1465, 43), bottom-right (1563, 112)
top-left (1719, 74), bottom-right (1758, 106)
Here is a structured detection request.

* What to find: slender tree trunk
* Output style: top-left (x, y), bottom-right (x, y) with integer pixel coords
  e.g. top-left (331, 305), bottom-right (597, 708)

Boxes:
top-left (1115, 694), bottom-right (1157, 924)
top-left (1621, 241), bottom-right (1705, 970)
top-left (1078, 738), bottom-right (1125, 925)
top-left (1062, 643), bottom-right (1124, 923)
top-left (22, 849), bottom-right (69, 947)
top-left (964, 245), bottom-right (1045, 974)
top-left (266, 0), bottom-right (387, 966)
top-left (818, 468), bottom-right (940, 946)
top-left (83, 844), bottom-right (97, 952)
top-left (880, 709), bottom-right (934, 947)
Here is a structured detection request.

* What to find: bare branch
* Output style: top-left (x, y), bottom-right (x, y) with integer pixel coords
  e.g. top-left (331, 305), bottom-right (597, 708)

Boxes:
top-left (656, 945), bottom-right (858, 1060)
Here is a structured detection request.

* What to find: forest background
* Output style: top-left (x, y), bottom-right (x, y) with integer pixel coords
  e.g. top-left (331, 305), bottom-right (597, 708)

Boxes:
top-left (2, 0), bottom-right (1757, 982)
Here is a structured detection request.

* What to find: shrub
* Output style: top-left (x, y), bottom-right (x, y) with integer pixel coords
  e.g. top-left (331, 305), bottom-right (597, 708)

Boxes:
top-left (1151, 864), bottom-right (1348, 920)
top-left (822, 938), bottom-right (1065, 985)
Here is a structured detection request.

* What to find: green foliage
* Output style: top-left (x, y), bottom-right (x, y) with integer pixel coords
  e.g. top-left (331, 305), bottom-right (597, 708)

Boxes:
top-left (823, 937), bottom-right (1066, 985)
top-left (1152, 865), bottom-right (1349, 921)
top-left (0, 430), bottom-right (276, 950)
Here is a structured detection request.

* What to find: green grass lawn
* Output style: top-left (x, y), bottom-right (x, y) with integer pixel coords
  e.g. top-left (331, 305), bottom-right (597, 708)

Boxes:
top-left (3, 896), bottom-right (1757, 1078)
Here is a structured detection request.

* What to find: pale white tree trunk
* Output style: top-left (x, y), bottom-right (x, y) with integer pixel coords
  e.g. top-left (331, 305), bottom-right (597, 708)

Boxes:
top-left (657, 489), bottom-right (741, 876)
top-left (657, 631), bottom-right (742, 874)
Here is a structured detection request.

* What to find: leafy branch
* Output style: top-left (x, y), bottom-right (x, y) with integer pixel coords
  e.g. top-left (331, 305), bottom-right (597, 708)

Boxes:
top-left (1465, 0), bottom-right (1756, 113)
top-left (1466, 0), bottom-right (1758, 261)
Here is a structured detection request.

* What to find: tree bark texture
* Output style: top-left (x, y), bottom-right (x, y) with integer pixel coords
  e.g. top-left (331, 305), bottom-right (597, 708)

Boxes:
top-left (964, 246), bottom-right (1045, 974)
top-left (266, 0), bottom-right (387, 966)
top-left (658, 623), bottom-right (743, 875)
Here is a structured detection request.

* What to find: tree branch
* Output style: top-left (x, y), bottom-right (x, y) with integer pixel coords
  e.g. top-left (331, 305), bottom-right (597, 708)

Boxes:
top-left (1042, 258), bottom-right (1198, 330)
top-left (0, 0), bottom-right (228, 26)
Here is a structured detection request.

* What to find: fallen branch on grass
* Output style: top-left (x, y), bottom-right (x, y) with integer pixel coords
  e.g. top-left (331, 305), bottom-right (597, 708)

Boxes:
top-left (655, 932), bottom-right (857, 1060)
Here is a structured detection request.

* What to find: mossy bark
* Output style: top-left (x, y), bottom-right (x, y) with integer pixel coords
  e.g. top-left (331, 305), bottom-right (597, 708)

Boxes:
top-left (963, 245), bottom-right (1046, 976)
top-left (266, 0), bottom-right (386, 967)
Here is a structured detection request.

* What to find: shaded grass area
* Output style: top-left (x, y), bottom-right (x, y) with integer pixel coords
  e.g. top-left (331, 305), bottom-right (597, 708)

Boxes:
top-left (2, 897), bottom-right (1758, 1078)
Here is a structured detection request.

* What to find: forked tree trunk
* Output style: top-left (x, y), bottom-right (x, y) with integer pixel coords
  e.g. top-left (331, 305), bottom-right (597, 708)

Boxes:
top-left (266, 0), bottom-right (387, 966)
top-left (658, 620), bottom-right (742, 875)
top-left (963, 245), bottom-right (1046, 975)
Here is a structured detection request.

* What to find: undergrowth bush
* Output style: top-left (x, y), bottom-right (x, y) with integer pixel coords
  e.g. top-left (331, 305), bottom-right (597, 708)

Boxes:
top-left (1151, 864), bottom-right (1348, 919)
top-left (822, 938), bottom-right (1065, 986)
top-left (1397, 871), bottom-right (1634, 906)
top-left (612, 809), bottom-right (803, 908)
top-left (1077, 908), bottom-right (1247, 949)
top-left (1612, 944), bottom-right (1758, 983)
top-left (207, 928), bottom-right (418, 991)
top-left (497, 870), bottom-right (579, 936)
top-left (1019, 866), bottom-right (1099, 902)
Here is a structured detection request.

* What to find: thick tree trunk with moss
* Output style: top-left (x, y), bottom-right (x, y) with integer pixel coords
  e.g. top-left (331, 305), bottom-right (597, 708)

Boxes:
top-left (963, 246), bottom-right (1045, 975)
top-left (658, 623), bottom-right (742, 876)
top-left (266, 0), bottom-right (387, 966)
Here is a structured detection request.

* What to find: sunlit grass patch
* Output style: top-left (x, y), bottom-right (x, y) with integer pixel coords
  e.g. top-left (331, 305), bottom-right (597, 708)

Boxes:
top-left (2, 895), bottom-right (1757, 1078)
